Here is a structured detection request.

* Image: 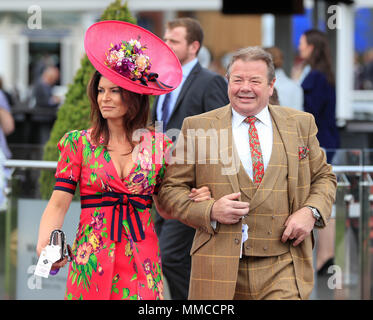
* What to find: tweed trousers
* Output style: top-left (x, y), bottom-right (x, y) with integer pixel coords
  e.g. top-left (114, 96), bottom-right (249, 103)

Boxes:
top-left (234, 252), bottom-right (300, 300)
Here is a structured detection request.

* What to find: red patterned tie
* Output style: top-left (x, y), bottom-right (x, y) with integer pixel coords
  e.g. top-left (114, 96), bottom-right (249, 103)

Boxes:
top-left (244, 116), bottom-right (264, 186)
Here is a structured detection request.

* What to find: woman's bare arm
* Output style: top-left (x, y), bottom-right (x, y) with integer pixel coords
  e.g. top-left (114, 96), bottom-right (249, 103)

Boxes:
top-left (36, 190), bottom-right (73, 256)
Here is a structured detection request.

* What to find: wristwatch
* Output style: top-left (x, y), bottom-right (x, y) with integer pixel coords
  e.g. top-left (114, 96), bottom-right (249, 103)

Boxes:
top-left (306, 206), bottom-right (323, 227)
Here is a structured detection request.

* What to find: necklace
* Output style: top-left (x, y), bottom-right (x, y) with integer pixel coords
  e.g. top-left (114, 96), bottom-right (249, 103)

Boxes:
top-left (120, 147), bottom-right (134, 156)
top-left (107, 146), bottom-right (134, 156)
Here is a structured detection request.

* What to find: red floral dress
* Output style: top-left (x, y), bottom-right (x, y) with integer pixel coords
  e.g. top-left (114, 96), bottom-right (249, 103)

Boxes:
top-left (54, 129), bottom-right (172, 300)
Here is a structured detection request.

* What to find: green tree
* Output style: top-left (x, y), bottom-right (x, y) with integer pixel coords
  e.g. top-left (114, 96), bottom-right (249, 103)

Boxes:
top-left (39, 0), bottom-right (136, 199)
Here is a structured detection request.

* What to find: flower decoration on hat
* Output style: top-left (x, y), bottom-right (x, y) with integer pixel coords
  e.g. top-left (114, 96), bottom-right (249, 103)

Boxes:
top-left (105, 38), bottom-right (171, 89)
top-left (105, 38), bottom-right (151, 82)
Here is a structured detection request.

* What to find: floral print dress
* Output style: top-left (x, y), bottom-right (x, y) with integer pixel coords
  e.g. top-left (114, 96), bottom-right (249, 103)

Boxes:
top-left (54, 129), bottom-right (172, 300)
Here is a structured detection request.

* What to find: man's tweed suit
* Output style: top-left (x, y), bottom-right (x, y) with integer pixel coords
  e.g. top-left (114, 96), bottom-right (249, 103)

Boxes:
top-left (158, 104), bottom-right (337, 299)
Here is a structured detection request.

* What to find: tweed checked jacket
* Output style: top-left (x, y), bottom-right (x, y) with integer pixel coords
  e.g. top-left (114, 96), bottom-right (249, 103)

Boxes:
top-left (158, 104), bottom-right (337, 300)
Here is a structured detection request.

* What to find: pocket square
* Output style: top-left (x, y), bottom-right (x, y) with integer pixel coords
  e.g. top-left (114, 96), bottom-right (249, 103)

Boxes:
top-left (299, 146), bottom-right (309, 160)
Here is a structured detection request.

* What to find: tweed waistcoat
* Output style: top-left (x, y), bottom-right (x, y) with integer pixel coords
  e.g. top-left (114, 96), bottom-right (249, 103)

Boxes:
top-left (239, 118), bottom-right (290, 257)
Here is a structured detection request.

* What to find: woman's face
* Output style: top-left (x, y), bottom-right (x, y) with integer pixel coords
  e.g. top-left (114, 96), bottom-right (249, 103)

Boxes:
top-left (97, 76), bottom-right (127, 120)
top-left (298, 34), bottom-right (314, 60)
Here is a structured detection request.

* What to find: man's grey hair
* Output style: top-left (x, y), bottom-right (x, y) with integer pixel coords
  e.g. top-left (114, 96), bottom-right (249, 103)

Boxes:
top-left (226, 46), bottom-right (276, 83)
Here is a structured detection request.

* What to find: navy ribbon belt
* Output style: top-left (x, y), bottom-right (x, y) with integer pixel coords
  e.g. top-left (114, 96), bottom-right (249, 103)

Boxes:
top-left (81, 192), bottom-right (153, 242)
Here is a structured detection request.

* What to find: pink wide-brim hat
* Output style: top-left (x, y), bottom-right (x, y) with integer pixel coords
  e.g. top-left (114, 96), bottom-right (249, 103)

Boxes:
top-left (84, 20), bottom-right (182, 95)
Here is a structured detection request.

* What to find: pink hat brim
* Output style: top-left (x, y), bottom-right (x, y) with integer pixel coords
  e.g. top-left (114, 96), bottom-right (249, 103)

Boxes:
top-left (84, 20), bottom-right (182, 95)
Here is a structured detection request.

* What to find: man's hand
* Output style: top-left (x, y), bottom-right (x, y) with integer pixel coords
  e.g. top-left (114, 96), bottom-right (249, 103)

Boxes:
top-left (281, 207), bottom-right (316, 246)
top-left (211, 192), bottom-right (249, 224)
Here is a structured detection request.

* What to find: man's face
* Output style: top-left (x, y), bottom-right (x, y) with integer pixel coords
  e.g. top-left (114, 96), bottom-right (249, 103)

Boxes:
top-left (227, 59), bottom-right (275, 117)
top-left (164, 26), bottom-right (197, 65)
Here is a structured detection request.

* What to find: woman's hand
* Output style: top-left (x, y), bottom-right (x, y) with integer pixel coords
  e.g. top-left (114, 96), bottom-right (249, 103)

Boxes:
top-left (188, 186), bottom-right (211, 202)
top-left (153, 186), bottom-right (212, 220)
top-left (37, 243), bottom-right (73, 274)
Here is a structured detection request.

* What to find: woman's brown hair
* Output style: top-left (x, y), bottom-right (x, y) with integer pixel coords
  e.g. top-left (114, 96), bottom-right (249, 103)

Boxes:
top-left (303, 29), bottom-right (335, 86)
top-left (87, 71), bottom-right (150, 149)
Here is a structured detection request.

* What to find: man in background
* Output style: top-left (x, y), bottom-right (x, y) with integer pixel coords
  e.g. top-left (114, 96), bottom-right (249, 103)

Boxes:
top-left (0, 90), bottom-right (14, 159)
top-left (32, 66), bottom-right (60, 144)
top-left (0, 89), bottom-right (15, 209)
top-left (152, 17), bottom-right (229, 300)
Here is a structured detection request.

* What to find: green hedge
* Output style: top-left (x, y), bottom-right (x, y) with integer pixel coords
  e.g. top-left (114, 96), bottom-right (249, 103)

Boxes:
top-left (39, 0), bottom-right (137, 199)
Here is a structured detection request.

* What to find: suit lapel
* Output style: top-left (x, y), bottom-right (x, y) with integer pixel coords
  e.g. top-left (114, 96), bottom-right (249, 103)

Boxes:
top-left (268, 105), bottom-right (299, 210)
top-left (168, 63), bottom-right (201, 122)
top-left (210, 105), bottom-right (240, 193)
top-left (152, 63), bottom-right (201, 123)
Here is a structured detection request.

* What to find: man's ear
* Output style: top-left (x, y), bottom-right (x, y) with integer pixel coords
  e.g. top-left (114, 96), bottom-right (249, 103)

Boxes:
top-left (269, 77), bottom-right (276, 95)
top-left (225, 73), bottom-right (230, 83)
top-left (190, 40), bottom-right (200, 56)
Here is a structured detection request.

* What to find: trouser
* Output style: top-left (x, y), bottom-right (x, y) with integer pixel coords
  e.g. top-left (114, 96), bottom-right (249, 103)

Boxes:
top-left (234, 251), bottom-right (301, 300)
top-left (156, 215), bottom-right (195, 300)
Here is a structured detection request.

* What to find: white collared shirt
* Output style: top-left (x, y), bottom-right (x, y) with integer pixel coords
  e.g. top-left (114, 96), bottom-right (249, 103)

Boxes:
top-left (232, 106), bottom-right (273, 180)
top-left (156, 58), bottom-right (199, 122)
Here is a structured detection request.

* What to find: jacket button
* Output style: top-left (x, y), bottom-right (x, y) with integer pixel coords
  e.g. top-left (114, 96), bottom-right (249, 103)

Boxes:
top-left (263, 246), bottom-right (268, 251)
top-left (245, 245), bottom-right (251, 250)
top-left (234, 238), bottom-right (240, 245)
top-left (268, 231), bottom-right (272, 235)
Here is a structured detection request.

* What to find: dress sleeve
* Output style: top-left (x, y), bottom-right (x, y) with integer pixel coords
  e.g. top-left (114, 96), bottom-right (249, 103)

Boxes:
top-left (54, 130), bottom-right (82, 195)
top-left (154, 134), bottom-right (173, 195)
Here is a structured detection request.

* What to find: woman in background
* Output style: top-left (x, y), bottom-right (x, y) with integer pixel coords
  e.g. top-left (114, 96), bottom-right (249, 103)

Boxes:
top-left (298, 29), bottom-right (339, 163)
top-left (298, 29), bottom-right (339, 276)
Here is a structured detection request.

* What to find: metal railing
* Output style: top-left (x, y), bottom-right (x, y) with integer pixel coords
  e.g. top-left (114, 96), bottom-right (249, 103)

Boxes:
top-left (4, 159), bottom-right (57, 170)
top-left (1, 154), bottom-right (373, 300)
top-left (333, 165), bottom-right (373, 300)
